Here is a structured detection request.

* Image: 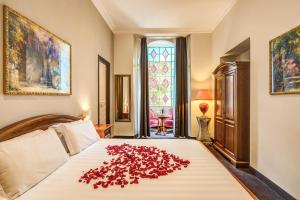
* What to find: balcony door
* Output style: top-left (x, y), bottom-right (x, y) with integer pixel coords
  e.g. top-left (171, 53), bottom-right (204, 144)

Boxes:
top-left (147, 40), bottom-right (176, 138)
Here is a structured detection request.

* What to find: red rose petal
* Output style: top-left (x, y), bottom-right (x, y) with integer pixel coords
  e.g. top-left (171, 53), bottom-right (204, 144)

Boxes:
top-left (79, 143), bottom-right (190, 189)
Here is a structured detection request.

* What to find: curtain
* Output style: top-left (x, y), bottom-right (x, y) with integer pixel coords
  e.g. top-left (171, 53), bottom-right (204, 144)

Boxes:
top-left (175, 37), bottom-right (189, 137)
top-left (133, 36), bottom-right (141, 137)
top-left (186, 35), bottom-right (192, 137)
top-left (139, 37), bottom-right (150, 138)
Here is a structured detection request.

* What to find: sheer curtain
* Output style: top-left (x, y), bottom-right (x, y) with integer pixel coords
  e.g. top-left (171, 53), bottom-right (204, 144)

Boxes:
top-left (133, 36), bottom-right (141, 137)
top-left (186, 35), bottom-right (192, 137)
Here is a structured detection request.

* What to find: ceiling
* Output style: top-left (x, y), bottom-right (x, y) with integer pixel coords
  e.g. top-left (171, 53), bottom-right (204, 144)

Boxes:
top-left (92, 0), bottom-right (237, 34)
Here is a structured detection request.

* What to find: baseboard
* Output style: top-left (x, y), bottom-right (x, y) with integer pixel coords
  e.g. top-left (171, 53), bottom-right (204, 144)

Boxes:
top-left (112, 135), bottom-right (135, 139)
top-left (112, 135), bottom-right (196, 139)
top-left (186, 136), bottom-right (196, 139)
top-left (249, 166), bottom-right (296, 200)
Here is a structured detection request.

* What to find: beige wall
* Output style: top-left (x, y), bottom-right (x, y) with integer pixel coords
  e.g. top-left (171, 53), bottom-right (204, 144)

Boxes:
top-left (0, 0), bottom-right (113, 128)
top-left (113, 34), bottom-right (134, 136)
top-left (190, 34), bottom-right (214, 137)
top-left (212, 0), bottom-right (300, 198)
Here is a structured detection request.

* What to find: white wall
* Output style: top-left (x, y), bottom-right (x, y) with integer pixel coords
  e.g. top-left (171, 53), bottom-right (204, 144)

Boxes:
top-left (190, 34), bottom-right (213, 138)
top-left (0, 0), bottom-right (113, 128)
top-left (212, 0), bottom-right (300, 198)
top-left (113, 34), bottom-right (134, 136)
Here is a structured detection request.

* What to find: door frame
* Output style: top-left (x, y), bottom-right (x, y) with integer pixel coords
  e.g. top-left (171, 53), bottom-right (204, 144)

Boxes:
top-left (98, 55), bottom-right (110, 125)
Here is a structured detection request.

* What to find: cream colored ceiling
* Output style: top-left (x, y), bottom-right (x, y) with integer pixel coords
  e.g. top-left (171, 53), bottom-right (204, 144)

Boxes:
top-left (92, 0), bottom-right (237, 34)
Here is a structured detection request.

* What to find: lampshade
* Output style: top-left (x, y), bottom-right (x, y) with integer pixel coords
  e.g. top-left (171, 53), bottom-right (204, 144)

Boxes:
top-left (80, 109), bottom-right (92, 120)
top-left (192, 89), bottom-right (212, 100)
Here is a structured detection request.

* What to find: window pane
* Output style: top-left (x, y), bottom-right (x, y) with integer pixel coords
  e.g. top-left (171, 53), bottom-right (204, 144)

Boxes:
top-left (148, 41), bottom-right (175, 107)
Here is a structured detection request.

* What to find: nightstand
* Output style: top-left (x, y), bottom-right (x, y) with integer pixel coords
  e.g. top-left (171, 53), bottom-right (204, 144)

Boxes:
top-left (95, 124), bottom-right (113, 138)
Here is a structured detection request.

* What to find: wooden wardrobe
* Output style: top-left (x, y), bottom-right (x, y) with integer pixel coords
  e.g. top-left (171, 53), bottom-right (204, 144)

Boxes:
top-left (213, 62), bottom-right (250, 167)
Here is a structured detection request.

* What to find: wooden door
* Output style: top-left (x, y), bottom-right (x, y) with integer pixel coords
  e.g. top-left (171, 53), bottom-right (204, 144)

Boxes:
top-left (98, 55), bottom-right (111, 125)
top-left (99, 62), bottom-right (107, 124)
top-left (214, 75), bottom-right (224, 147)
top-left (224, 71), bottom-right (236, 157)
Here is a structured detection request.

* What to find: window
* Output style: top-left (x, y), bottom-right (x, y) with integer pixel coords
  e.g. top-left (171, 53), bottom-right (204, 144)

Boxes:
top-left (148, 40), bottom-right (175, 107)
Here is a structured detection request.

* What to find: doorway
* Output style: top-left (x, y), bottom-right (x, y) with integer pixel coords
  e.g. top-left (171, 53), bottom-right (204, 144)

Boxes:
top-left (98, 55), bottom-right (110, 125)
top-left (147, 40), bottom-right (176, 138)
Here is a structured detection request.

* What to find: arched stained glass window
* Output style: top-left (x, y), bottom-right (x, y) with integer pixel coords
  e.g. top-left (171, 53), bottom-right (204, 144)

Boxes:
top-left (148, 40), bottom-right (175, 107)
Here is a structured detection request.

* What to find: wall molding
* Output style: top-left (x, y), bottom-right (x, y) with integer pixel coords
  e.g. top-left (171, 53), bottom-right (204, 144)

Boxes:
top-left (91, 0), bottom-right (115, 30)
top-left (113, 28), bottom-right (212, 35)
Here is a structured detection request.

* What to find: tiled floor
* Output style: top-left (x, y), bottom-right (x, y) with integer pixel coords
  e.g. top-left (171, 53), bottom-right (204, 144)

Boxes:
top-left (204, 143), bottom-right (294, 200)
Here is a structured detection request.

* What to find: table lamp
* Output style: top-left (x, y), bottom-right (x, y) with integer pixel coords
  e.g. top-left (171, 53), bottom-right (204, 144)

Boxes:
top-left (80, 109), bottom-right (92, 120)
top-left (193, 89), bottom-right (213, 116)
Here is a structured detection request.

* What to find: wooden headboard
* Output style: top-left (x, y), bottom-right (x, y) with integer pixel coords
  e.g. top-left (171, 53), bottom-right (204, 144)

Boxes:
top-left (0, 114), bottom-right (82, 142)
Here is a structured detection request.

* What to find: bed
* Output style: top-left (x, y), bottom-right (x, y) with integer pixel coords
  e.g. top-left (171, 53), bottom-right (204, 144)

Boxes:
top-left (0, 115), bottom-right (255, 200)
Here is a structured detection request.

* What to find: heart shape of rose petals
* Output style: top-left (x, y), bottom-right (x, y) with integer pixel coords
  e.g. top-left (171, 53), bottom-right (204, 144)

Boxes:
top-left (79, 143), bottom-right (190, 189)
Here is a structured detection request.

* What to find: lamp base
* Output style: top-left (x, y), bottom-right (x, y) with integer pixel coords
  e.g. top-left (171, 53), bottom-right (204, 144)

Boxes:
top-left (196, 116), bottom-right (211, 143)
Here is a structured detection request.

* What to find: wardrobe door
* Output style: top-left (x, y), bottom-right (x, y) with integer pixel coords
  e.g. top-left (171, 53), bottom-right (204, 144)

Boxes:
top-left (215, 76), bottom-right (223, 118)
top-left (215, 119), bottom-right (224, 147)
top-left (224, 71), bottom-right (236, 157)
top-left (214, 75), bottom-right (224, 147)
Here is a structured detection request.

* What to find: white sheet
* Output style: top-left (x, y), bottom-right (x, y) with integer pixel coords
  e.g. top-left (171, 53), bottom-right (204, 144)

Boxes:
top-left (16, 139), bottom-right (253, 200)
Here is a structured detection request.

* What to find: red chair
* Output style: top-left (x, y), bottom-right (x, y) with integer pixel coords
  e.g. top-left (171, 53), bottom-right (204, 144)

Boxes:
top-left (149, 109), bottom-right (159, 128)
top-left (164, 108), bottom-right (174, 128)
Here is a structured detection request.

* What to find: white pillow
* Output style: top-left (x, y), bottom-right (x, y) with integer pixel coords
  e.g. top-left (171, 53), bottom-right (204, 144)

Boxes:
top-left (0, 130), bottom-right (42, 200)
top-left (51, 120), bottom-right (83, 153)
top-left (59, 120), bottom-right (100, 155)
top-left (0, 184), bottom-right (8, 200)
top-left (0, 128), bottom-right (69, 199)
top-left (13, 129), bottom-right (42, 140)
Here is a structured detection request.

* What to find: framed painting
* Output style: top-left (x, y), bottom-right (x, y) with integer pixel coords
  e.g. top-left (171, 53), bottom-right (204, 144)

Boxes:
top-left (3, 6), bottom-right (71, 95)
top-left (269, 25), bottom-right (300, 95)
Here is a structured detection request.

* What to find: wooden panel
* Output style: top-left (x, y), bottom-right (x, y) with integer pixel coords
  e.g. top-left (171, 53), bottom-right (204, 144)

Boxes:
top-left (224, 123), bottom-right (235, 157)
top-left (225, 73), bottom-right (235, 120)
top-left (0, 115), bottom-right (82, 142)
top-left (215, 120), bottom-right (224, 147)
top-left (215, 77), bottom-right (223, 117)
top-left (95, 124), bottom-right (113, 138)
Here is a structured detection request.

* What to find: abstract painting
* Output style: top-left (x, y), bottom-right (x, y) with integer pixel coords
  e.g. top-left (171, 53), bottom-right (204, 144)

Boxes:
top-left (3, 6), bottom-right (71, 95)
top-left (270, 25), bottom-right (300, 95)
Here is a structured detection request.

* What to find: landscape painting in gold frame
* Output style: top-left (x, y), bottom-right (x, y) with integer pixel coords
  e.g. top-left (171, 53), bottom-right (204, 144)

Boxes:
top-left (269, 25), bottom-right (300, 95)
top-left (3, 6), bottom-right (71, 95)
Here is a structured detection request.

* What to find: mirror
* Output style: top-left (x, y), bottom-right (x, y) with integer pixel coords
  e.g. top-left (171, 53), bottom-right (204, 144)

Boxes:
top-left (115, 75), bottom-right (131, 122)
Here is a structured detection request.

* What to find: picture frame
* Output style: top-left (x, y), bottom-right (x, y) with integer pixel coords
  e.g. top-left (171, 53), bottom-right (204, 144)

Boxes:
top-left (269, 25), bottom-right (300, 95)
top-left (3, 5), bottom-right (72, 95)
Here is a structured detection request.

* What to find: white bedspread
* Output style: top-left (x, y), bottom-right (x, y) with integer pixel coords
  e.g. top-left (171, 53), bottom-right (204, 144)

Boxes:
top-left (16, 139), bottom-right (253, 200)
